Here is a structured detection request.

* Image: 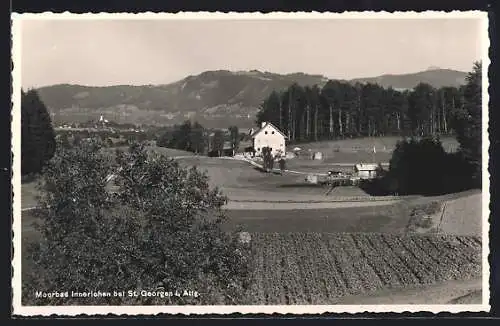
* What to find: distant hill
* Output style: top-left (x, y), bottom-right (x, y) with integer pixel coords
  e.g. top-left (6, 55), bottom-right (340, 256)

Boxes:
top-left (36, 68), bottom-right (467, 129)
top-left (37, 70), bottom-right (329, 129)
top-left (350, 68), bottom-right (467, 90)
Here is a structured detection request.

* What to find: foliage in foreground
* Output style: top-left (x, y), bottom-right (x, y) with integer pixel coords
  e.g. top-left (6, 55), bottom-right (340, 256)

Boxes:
top-left (24, 141), bottom-right (250, 305)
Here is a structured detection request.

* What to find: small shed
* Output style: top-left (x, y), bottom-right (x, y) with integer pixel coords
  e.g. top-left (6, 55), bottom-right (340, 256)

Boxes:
top-left (354, 163), bottom-right (381, 180)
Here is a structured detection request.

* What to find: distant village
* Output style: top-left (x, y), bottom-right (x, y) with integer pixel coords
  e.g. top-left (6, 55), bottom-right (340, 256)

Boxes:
top-left (55, 115), bottom-right (146, 133)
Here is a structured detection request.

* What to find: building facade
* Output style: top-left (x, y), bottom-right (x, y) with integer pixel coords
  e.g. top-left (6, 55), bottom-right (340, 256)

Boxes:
top-left (354, 163), bottom-right (381, 180)
top-left (251, 122), bottom-right (287, 157)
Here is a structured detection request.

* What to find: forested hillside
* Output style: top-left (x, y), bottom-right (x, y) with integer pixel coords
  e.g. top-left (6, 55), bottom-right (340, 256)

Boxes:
top-left (256, 69), bottom-right (473, 143)
top-left (35, 69), bottom-right (466, 128)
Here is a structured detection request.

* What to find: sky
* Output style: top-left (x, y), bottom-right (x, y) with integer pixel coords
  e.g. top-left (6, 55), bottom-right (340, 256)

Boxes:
top-left (19, 16), bottom-right (485, 89)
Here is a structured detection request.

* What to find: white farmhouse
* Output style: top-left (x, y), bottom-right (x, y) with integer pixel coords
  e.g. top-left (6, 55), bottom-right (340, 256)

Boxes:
top-left (251, 122), bottom-right (287, 157)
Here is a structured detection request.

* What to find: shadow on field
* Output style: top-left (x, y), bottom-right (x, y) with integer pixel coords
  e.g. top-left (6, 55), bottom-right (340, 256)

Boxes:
top-left (278, 183), bottom-right (325, 189)
top-left (252, 166), bottom-right (283, 175)
top-left (223, 202), bottom-right (412, 233)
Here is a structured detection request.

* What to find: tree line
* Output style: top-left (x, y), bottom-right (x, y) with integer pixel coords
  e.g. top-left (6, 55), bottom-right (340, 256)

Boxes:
top-left (21, 89), bottom-right (56, 177)
top-left (362, 62), bottom-right (483, 193)
top-left (157, 120), bottom-right (241, 156)
top-left (256, 71), bottom-right (472, 143)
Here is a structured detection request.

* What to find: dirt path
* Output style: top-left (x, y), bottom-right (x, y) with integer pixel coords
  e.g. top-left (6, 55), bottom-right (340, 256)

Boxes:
top-left (336, 278), bottom-right (482, 305)
top-left (408, 192), bottom-right (483, 237)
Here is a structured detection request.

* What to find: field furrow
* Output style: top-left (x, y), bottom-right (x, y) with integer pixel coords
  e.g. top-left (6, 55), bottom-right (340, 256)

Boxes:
top-left (396, 236), bottom-right (439, 284)
top-left (389, 235), bottom-right (434, 284)
top-left (266, 233), bottom-right (283, 304)
top-left (379, 234), bottom-right (421, 285)
top-left (249, 233), bottom-right (266, 303)
top-left (363, 233), bottom-right (404, 287)
top-left (283, 234), bottom-right (307, 304)
top-left (244, 232), bottom-right (482, 304)
top-left (328, 234), bottom-right (365, 295)
top-left (343, 234), bottom-right (383, 292)
top-left (303, 234), bottom-right (331, 304)
top-left (411, 236), bottom-right (452, 282)
top-left (457, 236), bottom-right (482, 252)
top-left (351, 234), bottom-right (397, 287)
top-left (431, 235), bottom-right (482, 277)
top-left (277, 239), bottom-right (292, 305)
top-left (313, 234), bottom-right (349, 299)
top-left (472, 237), bottom-right (482, 247)
top-left (298, 235), bottom-right (320, 303)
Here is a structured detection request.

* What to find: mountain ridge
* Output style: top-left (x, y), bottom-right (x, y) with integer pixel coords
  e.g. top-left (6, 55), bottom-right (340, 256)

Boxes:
top-left (35, 68), bottom-right (468, 129)
top-left (350, 68), bottom-right (467, 90)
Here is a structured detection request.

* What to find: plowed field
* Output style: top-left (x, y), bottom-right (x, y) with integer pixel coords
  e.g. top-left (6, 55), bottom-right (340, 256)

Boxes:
top-left (245, 233), bottom-right (481, 304)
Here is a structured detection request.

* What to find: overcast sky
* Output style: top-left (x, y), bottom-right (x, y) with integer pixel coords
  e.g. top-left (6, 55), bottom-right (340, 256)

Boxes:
top-left (19, 17), bottom-right (484, 88)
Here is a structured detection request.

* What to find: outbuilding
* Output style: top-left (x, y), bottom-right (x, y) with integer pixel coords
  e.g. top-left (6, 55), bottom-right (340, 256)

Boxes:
top-left (354, 163), bottom-right (382, 180)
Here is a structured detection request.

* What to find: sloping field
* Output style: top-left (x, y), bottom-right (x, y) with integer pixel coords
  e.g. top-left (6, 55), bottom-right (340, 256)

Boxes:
top-left (337, 278), bottom-right (482, 305)
top-left (175, 157), bottom-right (374, 201)
top-left (176, 157), bottom-right (286, 190)
top-left (224, 203), bottom-right (410, 233)
top-left (439, 193), bottom-right (482, 237)
top-left (293, 136), bottom-right (460, 154)
top-left (296, 151), bottom-right (392, 165)
top-left (245, 232), bottom-right (481, 305)
top-left (404, 191), bottom-right (483, 237)
top-left (224, 199), bottom-right (399, 211)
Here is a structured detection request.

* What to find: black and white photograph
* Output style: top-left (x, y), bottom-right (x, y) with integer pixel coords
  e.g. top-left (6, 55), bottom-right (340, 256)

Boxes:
top-left (11, 12), bottom-right (490, 315)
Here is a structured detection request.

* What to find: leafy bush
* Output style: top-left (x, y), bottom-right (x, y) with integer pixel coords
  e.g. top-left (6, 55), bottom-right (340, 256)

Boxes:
top-left (379, 136), bottom-right (477, 196)
top-left (24, 141), bottom-right (250, 305)
top-left (157, 121), bottom-right (206, 154)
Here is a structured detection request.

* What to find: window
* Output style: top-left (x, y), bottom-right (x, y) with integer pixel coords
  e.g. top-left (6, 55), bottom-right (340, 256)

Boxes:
top-left (264, 131), bottom-right (268, 135)
top-left (272, 131), bottom-right (275, 134)
top-left (257, 148), bottom-right (260, 151)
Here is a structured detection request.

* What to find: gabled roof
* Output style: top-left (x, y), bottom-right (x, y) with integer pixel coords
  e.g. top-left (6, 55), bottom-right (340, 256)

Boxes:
top-left (251, 122), bottom-right (288, 139)
top-left (354, 163), bottom-right (380, 171)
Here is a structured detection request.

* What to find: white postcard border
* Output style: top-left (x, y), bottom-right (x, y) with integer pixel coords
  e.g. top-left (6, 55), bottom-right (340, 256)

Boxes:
top-left (11, 10), bottom-right (491, 316)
